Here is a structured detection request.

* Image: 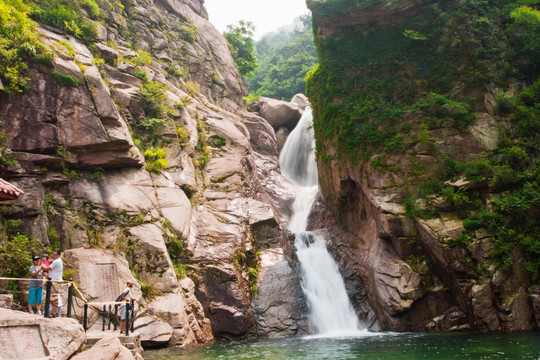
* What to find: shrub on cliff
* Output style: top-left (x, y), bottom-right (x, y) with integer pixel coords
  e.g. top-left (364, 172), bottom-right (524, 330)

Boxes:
top-left (0, 0), bottom-right (46, 93)
top-left (30, 0), bottom-right (99, 44)
top-left (0, 219), bottom-right (43, 284)
top-left (223, 20), bottom-right (259, 79)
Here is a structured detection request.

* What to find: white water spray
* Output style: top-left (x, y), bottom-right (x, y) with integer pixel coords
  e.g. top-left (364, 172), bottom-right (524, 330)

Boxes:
top-left (280, 108), bottom-right (363, 335)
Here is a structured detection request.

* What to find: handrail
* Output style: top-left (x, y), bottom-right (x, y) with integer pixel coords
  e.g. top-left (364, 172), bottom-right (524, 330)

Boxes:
top-left (0, 276), bottom-right (137, 334)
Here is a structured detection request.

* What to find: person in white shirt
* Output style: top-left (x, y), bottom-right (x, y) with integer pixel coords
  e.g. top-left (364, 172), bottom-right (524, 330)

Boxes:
top-left (119, 281), bottom-right (136, 333)
top-left (41, 249), bottom-right (63, 317)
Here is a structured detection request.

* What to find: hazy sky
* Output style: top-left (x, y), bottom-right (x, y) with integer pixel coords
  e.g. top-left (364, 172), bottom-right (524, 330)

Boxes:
top-left (204, 0), bottom-right (310, 39)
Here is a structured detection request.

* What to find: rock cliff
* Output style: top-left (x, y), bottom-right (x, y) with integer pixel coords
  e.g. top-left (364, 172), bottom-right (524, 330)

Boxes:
top-left (0, 0), bottom-right (306, 346)
top-left (307, 0), bottom-right (539, 332)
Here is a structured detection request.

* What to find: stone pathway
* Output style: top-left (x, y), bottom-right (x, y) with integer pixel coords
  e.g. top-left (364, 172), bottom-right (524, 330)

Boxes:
top-left (86, 322), bottom-right (143, 358)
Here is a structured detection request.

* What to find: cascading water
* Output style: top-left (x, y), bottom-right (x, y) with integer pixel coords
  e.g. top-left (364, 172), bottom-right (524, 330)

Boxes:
top-left (280, 107), bottom-right (363, 336)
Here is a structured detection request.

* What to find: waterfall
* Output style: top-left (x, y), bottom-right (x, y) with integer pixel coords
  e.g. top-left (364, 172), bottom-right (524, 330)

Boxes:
top-left (280, 108), bottom-right (363, 336)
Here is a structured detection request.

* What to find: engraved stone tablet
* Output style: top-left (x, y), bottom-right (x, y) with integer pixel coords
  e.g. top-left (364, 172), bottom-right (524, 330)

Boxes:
top-left (0, 325), bottom-right (48, 359)
top-left (95, 263), bottom-right (120, 301)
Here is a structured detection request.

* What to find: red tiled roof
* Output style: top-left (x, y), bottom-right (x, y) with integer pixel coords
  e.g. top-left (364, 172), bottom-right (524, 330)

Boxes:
top-left (0, 178), bottom-right (24, 201)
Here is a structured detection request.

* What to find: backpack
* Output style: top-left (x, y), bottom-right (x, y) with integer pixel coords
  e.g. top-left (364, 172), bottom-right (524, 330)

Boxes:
top-left (115, 294), bottom-right (123, 302)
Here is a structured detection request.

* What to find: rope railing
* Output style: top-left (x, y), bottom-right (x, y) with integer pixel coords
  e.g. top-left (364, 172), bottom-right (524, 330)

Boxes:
top-left (0, 276), bottom-right (137, 335)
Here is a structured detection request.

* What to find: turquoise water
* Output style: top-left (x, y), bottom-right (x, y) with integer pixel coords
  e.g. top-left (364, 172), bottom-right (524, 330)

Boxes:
top-left (146, 332), bottom-right (540, 359)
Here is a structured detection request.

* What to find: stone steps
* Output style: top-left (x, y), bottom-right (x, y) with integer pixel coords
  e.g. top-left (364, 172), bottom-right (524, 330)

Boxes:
top-left (86, 328), bottom-right (143, 358)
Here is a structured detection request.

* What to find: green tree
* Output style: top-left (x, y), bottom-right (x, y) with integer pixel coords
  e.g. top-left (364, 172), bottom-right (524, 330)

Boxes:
top-left (248, 14), bottom-right (318, 100)
top-left (223, 20), bottom-right (259, 78)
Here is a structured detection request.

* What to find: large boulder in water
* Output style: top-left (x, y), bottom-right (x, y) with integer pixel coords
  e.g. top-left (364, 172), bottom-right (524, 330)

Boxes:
top-left (258, 97), bottom-right (302, 130)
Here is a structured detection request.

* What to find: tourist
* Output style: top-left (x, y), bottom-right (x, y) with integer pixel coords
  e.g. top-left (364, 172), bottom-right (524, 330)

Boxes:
top-left (40, 253), bottom-right (50, 268)
top-left (119, 281), bottom-right (137, 333)
top-left (28, 256), bottom-right (43, 314)
top-left (40, 249), bottom-right (63, 317)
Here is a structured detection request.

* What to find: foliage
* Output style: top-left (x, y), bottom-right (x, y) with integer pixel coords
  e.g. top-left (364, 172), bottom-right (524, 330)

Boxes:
top-left (0, 0), bottom-right (47, 93)
top-left (143, 147), bottom-right (168, 173)
top-left (210, 134), bottom-right (226, 148)
top-left (133, 70), bottom-right (148, 82)
top-left (185, 81), bottom-right (200, 97)
top-left (166, 62), bottom-right (188, 77)
top-left (248, 14), bottom-right (317, 100)
top-left (223, 20), bottom-right (259, 78)
top-left (139, 81), bottom-right (168, 119)
top-left (51, 72), bottom-right (80, 86)
top-left (127, 49), bottom-right (152, 66)
top-left (30, 0), bottom-right (99, 44)
top-left (140, 280), bottom-right (161, 299)
top-left (0, 218), bottom-right (43, 279)
top-left (176, 24), bottom-right (197, 44)
top-left (174, 263), bottom-right (186, 279)
top-left (243, 93), bottom-right (259, 104)
top-left (176, 126), bottom-right (190, 146)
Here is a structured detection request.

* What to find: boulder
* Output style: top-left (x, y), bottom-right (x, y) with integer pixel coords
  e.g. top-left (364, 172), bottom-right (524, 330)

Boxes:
top-left (94, 43), bottom-right (120, 66)
top-left (529, 285), bottom-right (540, 328)
top-left (71, 336), bottom-right (134, 360)
top-left (0, 294), bottom-right (13, 309)
top-left (290, 93), bottom-right (310, 111)
top-left (258, 97), bottom-right (302, 130)
top-left (134, 316), bottom-right (173, 346)
top-left (240, 110), bottom-right (278, 157)
top-left (471, 283), bottom-right (500, 331)
top-left (252, 248), bottom-right (305, 337)
top-left (144, 293), bottom-right (199, 346)
top-left (0, 308), bottom-right (85, 360)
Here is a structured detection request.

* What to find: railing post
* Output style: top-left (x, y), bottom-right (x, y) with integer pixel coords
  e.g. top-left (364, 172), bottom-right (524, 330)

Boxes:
top-left (66, 281), bottom-right (73, 318)
top-left (102, 305), bottom-right (106, 331)
top-left (44, 278), bottom-right (52, 318)
top-left (114, 304), bottom-right (118, 331)
top-left (83, 302), bottom-right (88, 331)
top-left (125, 300), bottom-right (130, 336)
top-left (130, 299), bottom-right (135, 332)
top-left (108, 304), bottom-right (112, 330)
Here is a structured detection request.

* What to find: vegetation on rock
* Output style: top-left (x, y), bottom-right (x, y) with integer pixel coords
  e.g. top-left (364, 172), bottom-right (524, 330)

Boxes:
top-left (223, 20), bottom-right (259, 79)
top-left (307, 0), bottom-right (540, 279)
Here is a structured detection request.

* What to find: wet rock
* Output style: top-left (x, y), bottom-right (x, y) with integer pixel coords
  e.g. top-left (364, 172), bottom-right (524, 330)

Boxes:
top-left (258, 97), bottom-right (302, 130)
top-left (471, 283), bottom-right (500, 331)
top-left (134, 316), bottom-right (173, 346)
top-left (290, 93), bottom-right (310, 111)
top-left (528, 285), bottom-right (540, 328)
top-left (252, 248), bottom-right (305, 337)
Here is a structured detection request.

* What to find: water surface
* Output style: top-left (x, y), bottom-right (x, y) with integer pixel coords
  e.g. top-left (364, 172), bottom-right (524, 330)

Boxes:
top-left (146, 332), bottom-right (540, 359)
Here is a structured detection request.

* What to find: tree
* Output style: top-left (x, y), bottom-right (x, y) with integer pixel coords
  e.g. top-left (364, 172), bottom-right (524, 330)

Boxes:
top-left (223, 20), bottom-right (259, 79)
top-left (248, 14), bottom-right (318, 100)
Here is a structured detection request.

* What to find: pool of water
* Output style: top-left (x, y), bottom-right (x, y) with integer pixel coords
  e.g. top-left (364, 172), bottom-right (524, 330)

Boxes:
top-left (145, 331), bottom-right (540, 359)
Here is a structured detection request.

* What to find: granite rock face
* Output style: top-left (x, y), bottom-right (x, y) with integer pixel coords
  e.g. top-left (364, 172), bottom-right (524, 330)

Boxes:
top-left (0, 0), bottom-right (306, 348)
top-left (305, 0), bottom-right (538, 333)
